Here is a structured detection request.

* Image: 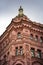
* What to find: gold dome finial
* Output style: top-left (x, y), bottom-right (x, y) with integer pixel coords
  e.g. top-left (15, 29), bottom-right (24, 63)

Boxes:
top-left (18, 6), bottom-right (23, 16)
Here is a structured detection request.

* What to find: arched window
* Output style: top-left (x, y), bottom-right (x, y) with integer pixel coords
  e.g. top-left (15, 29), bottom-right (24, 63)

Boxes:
top-left (15, 46), bottom-right (23, 56)
top-left (17, 32), bottom-right (21, 38)
top-left (7, 51), bottom-right (9, 55)
top-left (40, 36), bottom-right (43, 43)
top-left (20, 46), bottom-right (23, 55)
top-left (30, 34), bottom-right (33, 39)
top-left (15, 47), bottom-right (18, 55)
top-left (4, 55), bottom-right (6, 58)
top-left (35, 35), bottom-right (38, 41)
top-left (31, 48), bottom-right (35, 57)
top-left (37, 49), bottom-right (41, 58)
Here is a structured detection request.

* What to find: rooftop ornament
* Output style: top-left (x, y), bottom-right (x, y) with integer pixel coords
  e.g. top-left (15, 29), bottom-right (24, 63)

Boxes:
top-left (18, 6), bottom-right (24, 17)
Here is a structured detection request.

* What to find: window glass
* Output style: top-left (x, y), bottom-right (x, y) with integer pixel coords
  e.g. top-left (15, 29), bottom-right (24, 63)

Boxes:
top-left (40, 37), bottom-right (43, 43)
top-left (15, 47), bottom-right (18, 55)
top-left (35, 35), bottom-right (38, 41)
top-left (20, 46), bottom-right (23, 55)
top-left (17, 32), bottom-right (21, 38)
top-left (30, 34), bottom-right (33, 39)
top-left (37, 49), bottom-right (41, 58)
top-left (15, 46), bottom-right (23, 56)
top-left (31, 48), bottom-right (35, 57)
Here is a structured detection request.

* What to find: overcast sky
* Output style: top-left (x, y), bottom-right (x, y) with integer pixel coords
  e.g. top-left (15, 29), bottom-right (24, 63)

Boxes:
top-left (0, 0), bottom-right (43, 36)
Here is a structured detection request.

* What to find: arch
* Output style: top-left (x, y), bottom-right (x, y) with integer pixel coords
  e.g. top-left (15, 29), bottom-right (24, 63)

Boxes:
top-left (17, 32), bottom-right (21, 38)
top-left (35, 35), bottom-right (38, 41)
top-left (32, 61), bottom-right (42, 65)
top-left (16, 63), bottom-right (22, 65)
top-left (30, 34), bottom-right (33, 39)
top-left (13, 62), bottom-right (23, 65)
top-left (12, 59), bottom-right (25, 65)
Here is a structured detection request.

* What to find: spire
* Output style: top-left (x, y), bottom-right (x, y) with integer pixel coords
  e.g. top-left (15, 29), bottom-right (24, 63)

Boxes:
top-left (18, 6), bottom-right (24, 16)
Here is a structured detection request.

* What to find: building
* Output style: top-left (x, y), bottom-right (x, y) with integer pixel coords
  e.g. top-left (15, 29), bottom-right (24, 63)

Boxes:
top-left (0, 6), bottom-right (43, 65)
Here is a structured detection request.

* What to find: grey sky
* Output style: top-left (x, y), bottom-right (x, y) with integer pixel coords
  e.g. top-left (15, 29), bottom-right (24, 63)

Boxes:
top-left (0, 0), bottom-right (43, 35)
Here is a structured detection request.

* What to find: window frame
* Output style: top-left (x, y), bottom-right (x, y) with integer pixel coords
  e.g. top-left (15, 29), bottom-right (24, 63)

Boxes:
top-left (15, 47), bottom-right (18, 56)
top-left (17, 32), bottom-right (21, 39)
top-left (31, 48), bottom-right (35, 57)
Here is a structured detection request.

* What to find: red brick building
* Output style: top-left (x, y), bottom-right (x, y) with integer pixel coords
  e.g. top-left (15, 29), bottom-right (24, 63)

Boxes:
top-left (0, 6), bottom-right (43, 65)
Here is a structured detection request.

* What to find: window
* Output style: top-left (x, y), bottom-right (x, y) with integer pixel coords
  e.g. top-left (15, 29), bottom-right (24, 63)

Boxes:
top-left (15, 46), bottom-right (23, 56)
top-left (17, 32), bottom-right (21, 38)
top-left (35, 35), bottom-right (38, 41)
top-left (4, 55), bottom-right (6, 58)
top-left (30, 34), bottom-right (33, 39)
top-left (4, 55), bottom-right (7, 61)
top-left (15, 47), bottom-right (18, 55)
top-left (37, 49), bottom-right (41, 58)
top-left (3, 55), bottom-right (7, 63)
top-left (20, 46), bottom-right (23, 55)
top-left (7, 52), bottom-right (9, 55)
top-left (31, 48), bottom-right (35, 57)
top-left (40, 36), bottom-right (43, 43)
